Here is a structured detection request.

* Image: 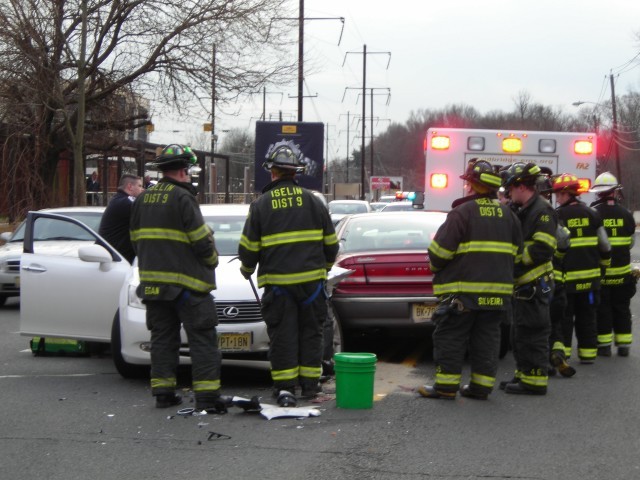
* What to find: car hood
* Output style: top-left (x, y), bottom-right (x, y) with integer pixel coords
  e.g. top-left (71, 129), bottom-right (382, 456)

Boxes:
top-left (129, 255), bottom-right (263, 301)
top-left (1, 240), bottom-right (96, 260)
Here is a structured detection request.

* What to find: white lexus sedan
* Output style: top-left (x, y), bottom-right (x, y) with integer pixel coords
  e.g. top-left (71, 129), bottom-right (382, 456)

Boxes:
top-left (19, 204), bottom-right (269, 378)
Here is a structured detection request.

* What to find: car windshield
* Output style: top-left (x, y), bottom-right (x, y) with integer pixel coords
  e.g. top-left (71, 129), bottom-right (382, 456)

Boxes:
top-left (339, 214), bottom-right (444, 253)
top-left (10, 211), bottom-right (104, 242)
top-left (204, 214), bottom-right (247, 256)
top-left (329, 202), bottom-right (368, 215)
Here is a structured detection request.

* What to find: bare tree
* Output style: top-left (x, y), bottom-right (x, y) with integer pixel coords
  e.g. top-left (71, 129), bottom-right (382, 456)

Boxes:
top-left (0, 0), bottom-right (296, 218)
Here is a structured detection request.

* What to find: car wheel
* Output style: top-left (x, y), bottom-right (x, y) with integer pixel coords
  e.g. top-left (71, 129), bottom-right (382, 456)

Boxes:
top-left (111, 312), bottom-right (149, 379)
top-left (499, 323), bottom-right (511, 359)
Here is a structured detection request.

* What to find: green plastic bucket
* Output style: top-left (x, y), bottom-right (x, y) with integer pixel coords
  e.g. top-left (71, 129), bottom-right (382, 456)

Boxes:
top-left (333, 352), bottom-right (377, 409)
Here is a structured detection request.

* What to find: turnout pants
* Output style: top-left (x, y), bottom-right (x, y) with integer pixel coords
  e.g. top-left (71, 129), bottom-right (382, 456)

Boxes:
top-left (549, 285), bottom-right (568, 357)
top-left (562, 291), bottom-right (599, 362)
top-left (146, 292), bottom-right (221, 400)
top-left (597, 282), bottom-right (636, 348)
top-left (511, 282), bottom-right (552, 393)
top-left (261, 282), bottom-right (327, 392)
top-left (432, 309), bottom-right (505, 396)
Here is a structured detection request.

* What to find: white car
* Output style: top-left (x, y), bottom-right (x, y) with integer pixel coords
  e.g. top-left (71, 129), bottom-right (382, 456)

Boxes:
top-left (327, 200), bottom-right (373, 225)
top-left (19, 204), bottom-right (270, 378)
top-left (0, 207), bottom-right (105, 306)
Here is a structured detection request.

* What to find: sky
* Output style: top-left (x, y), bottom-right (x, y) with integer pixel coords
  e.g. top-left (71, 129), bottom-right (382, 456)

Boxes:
top-left (149, 0), bottom-right (640, 161)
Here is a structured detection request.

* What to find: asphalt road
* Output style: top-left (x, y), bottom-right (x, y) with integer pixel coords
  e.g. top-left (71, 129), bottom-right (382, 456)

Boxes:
top-left (1, 236), bottom-right (639, 479)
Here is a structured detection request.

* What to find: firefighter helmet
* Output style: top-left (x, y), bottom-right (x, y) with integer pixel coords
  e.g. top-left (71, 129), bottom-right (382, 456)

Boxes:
top-left (263, 143), bottom-right (305, 173)
top-left (502, 162), bottom-right (541, 188)
top-left (152, 144), bottom-right (198, 171)
top-left (589, 171), bottom-right (621, 195)
top-left (460, 158), bottom-right (502, 191)
top-left (551, 173), bottom-right (581, 195)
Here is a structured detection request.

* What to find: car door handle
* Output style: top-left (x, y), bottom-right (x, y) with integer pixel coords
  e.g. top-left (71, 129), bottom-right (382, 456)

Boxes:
top-left (22, 265), bottom-right (47, 273)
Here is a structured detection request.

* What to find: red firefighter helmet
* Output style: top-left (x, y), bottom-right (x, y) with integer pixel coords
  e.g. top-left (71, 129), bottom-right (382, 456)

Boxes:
top-left (551, 173), bottom-right (581, 195)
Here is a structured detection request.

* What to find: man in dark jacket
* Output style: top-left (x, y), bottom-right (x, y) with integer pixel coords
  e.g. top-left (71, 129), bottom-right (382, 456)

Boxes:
top-left (98, 174), bottom-right (143, 264)
top-left (419, 159), bottom-right (522, 400)
top-left (238, 143), bottom-right (338, 406)
top-left (131, 144), bottom-right (229, 412)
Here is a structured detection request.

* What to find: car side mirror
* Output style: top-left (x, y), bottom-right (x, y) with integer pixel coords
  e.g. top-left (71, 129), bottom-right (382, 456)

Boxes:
top-left (78, 245), bottom-right (114, 272)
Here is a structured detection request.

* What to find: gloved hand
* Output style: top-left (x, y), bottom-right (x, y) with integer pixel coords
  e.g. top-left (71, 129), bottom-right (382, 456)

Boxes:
top-left (240, 268), bottom-right (252, 280)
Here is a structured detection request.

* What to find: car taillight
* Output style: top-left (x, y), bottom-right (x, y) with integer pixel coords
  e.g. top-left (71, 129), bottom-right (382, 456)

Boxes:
top-left (336, 263), bottom-right (366, 284)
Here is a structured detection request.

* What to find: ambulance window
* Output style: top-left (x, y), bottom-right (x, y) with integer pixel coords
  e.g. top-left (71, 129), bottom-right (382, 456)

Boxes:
top-left (539, 139), bottom-right (556, 153)
top-left (468, 137), bottom-right (485, 151)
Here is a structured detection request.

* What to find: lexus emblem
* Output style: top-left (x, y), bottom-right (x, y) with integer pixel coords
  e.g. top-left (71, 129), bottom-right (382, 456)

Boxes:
top-left (222, 306), bottom-right (240, 318)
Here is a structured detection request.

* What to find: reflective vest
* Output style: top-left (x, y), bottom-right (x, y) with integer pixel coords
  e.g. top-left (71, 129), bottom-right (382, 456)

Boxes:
top-left (428, 194), bottom-right (522, 310)
top-left (238, 178), bottom-right (338, 288)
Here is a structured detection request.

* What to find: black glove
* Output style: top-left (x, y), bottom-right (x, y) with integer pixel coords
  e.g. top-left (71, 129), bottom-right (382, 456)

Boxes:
top-left (240, 268), bottom-right (252, 280)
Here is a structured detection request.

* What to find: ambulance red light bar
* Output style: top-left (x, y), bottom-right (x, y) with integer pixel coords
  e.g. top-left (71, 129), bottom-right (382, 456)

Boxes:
top-left (574, 140), bottom-right (594, 155)
top-left (578, 178), bottom-right (591, 193)
top-left (431, 135), bottom-right (450, 150)
top-left (430, 173), bottom-right (448, 189)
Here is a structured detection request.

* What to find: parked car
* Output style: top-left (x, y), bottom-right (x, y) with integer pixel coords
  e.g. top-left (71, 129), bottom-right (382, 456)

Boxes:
top-left (380, 201), bottom-right (424, 212)
top-left (328, 200), bottom-right (373, 225)
top-left (332, 211), bottom-right (511, 356)
top-left (331, 211), bottom-right (446, 336)
top-left (19, 204), bottom-right (270, 378)
top-left (369, 202), bottom-right (387, 212)
top-left (0, 206), bottom-right (105, 306)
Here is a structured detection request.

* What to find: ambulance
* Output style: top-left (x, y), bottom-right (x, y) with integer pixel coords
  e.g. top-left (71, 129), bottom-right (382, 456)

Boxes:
top-left (424, 128), bottom-right (597, 211)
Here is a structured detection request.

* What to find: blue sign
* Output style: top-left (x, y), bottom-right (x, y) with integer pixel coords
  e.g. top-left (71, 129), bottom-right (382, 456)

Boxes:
top-left (254, 121), bottom-right (324, 192)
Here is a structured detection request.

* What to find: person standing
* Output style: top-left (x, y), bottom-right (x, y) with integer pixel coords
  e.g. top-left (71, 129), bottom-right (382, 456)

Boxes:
top-left (86, 171), bottom-right (100, 205)
top-left (98, 174), bottom-right (144, 264)
top-left (238, 144), bottom-right (338, 406)
top-left (130, 144), bottom-right (228, 411)
top-left (419, 159), bottom-right (522, 400)
top-left (589, 172), bottom-right (636, 357)
top-left (501, 163), bottom-right (556, 395)
top-left (551, 173), bottom-right (611, 364)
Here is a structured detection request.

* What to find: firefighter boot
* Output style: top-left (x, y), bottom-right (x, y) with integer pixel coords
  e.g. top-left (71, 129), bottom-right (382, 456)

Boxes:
top-left (504, 381), bottom-right (546, 396)
top-left (499, 377), bottom-right (518, 390)
top-left (417, 385), bottom-right (456, 400)
top-left (155, 393), bottom-right (183, 409)
top-left (459, 385), bottom-right (488, 400)
top-left (597, 345), bottom-right (612, 357)
top-left (617, 346), bottom-right (630, 357)
top-left (276, 390), bottom-right (297, 407)
top-left (550, 351), bottom-right (576, 378)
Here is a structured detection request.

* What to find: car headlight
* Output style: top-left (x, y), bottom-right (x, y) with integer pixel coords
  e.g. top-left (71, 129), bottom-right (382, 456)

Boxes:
top-left (128, 284), bottom-right (145, 309)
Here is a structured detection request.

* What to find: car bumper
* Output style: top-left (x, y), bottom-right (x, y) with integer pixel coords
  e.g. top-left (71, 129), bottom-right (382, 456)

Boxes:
top-left (119, 304), bottom-right (270, 366)
top-left (331, 295), bottom-right (438, 330)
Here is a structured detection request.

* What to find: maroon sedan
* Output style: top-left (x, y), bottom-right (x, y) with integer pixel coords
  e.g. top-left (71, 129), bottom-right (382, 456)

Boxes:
top-left (331, 211), bottom-right (447, 334)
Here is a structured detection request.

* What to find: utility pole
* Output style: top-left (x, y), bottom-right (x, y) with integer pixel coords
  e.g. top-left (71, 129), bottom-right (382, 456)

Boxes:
top-left (343, 46), bottom-right (391, 199)
top-left (609, 72), bottom-right (621, 181)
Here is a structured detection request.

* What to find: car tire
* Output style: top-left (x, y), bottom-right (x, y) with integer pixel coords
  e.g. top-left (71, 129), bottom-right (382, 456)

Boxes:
top-left (499, 323), bottom-right (511, 359)
top-left (111, 312), bottom-right (150, 379)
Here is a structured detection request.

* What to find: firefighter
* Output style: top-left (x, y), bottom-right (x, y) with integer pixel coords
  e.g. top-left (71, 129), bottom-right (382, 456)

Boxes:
top-left (130, 144), bottom-right (229, 411)
top-left (551, 173), bottom-right (611, 364)
top-left (589, 172), bottom-right (636, 357)
top-left (238, 144), bottom-right (339, 406)
top-left (500, 163), bottom-right (556, 395)
top-left (419, 159), bottom-right (522, 400)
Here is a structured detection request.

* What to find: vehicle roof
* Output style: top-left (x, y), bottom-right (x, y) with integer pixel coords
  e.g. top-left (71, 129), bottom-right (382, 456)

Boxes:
top-left (328, 199), bottom-right (369, 204)
top-left (199, 203), bottom-right (250, 214)
top-left (341, 210), bottom-right (446, 221)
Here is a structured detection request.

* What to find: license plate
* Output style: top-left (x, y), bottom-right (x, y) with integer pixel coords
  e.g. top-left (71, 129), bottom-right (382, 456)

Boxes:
top-left (412, 303), bottom-right (437, 323)
top-left (218, 332), bottom-right (251, 352)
